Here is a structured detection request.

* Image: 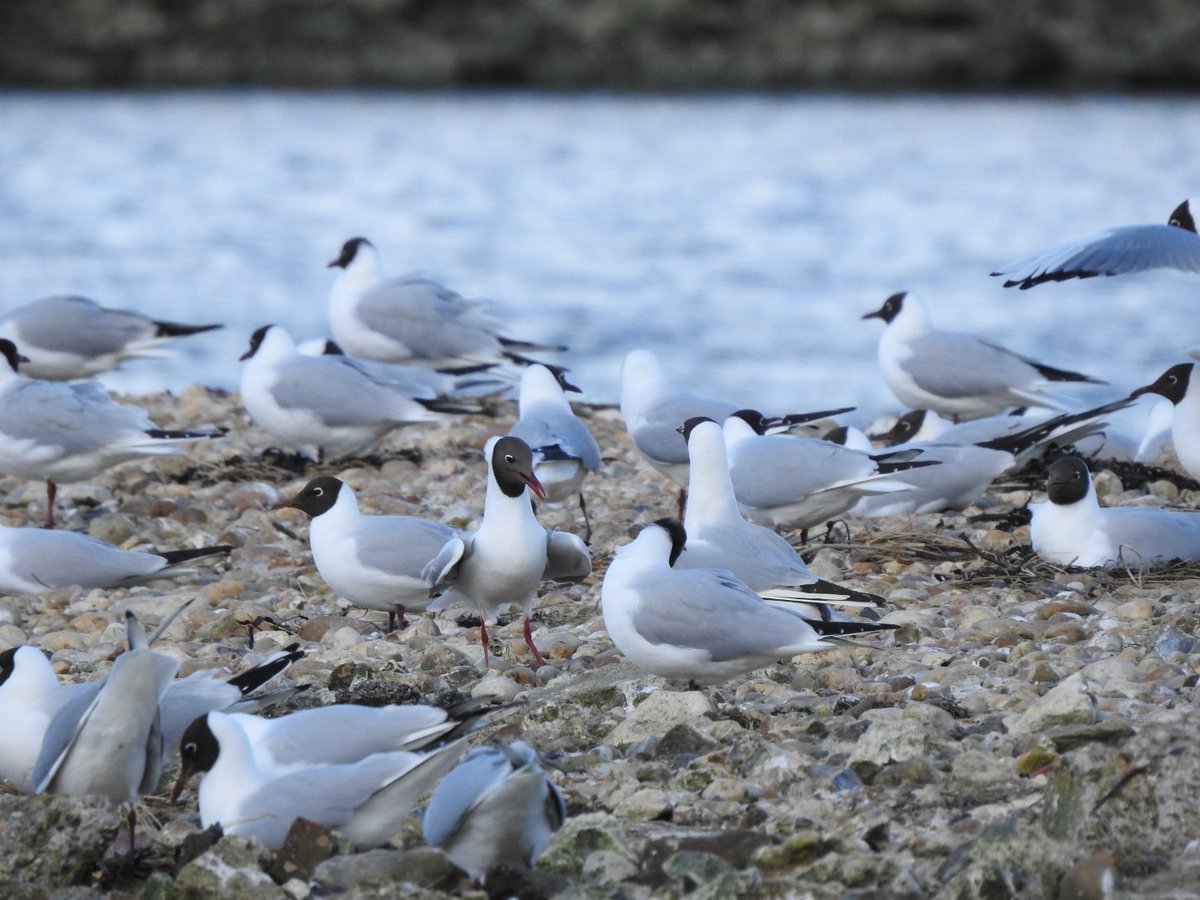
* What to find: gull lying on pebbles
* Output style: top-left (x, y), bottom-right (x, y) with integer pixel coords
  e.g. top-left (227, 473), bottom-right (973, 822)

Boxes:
top-left (1030, 456), bottom-right (1200, 569)
top-left (282, 475), bottom-right (458, 631)
top-left (0, 339), bottom-right (222, 527)
top-left (424, 436), bottom-right (591, 670)
top-left (601, 518), bottom-right (897, 688)
top-left (0, 294), bottom-right (221, 381)
top-left (173, 710), bottom-right (470, 851)
top-left (423, 741), bottom-right (566, 885)
top-left (0, 524), bottom-right (230, 594)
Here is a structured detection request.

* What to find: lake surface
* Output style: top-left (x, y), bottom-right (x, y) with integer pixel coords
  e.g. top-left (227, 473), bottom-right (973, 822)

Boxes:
top-left (2, 91), bottom-right (1199, 424)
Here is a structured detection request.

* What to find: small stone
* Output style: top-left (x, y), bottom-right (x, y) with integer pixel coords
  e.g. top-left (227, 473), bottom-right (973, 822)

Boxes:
top-left (471, 674), bottom-right (521, 702)
top-left (1155, 629), bottom-right (1196, 657)
top-left (1111, 597), bottom-right (1157, 620)
top-left (1009, 672), bottom-right (1096, 734)
top-left (606, 690), bottom-right (713, 749)
top-left (537, 813), bottom-right (637, 877)
top-left (613, 787), bottom-right (672, 821)
top-left (1028, 661), bottom-right (1060, 684)
top-left (753, 831), bottom-right (841, 872)
top-left (1091, 470), bottom-right (1123, 498)
top-left (1015, 747), bottom-right (1059, 777)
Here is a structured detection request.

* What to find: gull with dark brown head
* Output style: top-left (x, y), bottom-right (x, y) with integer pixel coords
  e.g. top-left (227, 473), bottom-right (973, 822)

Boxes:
top-left (424, 436), bottom-right (590, 670)
top-left (0, 295), bottom-right (221, 381)
top-left (327, 236), bottom-right (564, 368)
top-left (863, 291), bottom-right (1104, 421)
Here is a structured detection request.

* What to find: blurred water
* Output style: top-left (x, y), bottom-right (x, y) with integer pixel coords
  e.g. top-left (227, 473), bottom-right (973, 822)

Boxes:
top-left (1, 91), bottom-right (1198, 424)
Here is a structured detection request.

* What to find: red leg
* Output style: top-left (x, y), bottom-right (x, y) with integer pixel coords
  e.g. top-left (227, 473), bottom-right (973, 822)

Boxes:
top-left (523, 616), bottom-right (546, 669)
top-left (479, 619), bottom-right (490, 669)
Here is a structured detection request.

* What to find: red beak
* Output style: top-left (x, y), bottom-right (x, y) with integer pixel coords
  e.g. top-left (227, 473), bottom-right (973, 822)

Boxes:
top-left (522, 473), bottom-right (547, 500)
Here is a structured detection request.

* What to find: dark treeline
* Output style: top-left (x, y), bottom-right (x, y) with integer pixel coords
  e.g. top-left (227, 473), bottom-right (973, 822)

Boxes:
top-left (3, 0), bottom-right (1199, 91)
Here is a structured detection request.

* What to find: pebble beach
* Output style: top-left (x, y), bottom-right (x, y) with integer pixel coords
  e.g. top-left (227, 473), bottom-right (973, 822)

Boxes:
top-left (3, 385), bottom-right (1200, 899)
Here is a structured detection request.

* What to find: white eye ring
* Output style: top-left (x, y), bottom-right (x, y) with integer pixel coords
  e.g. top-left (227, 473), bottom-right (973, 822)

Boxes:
top-left (313, 487), bottom-right (323, 496)
top-left (505, 454), bottom-right (515, 464)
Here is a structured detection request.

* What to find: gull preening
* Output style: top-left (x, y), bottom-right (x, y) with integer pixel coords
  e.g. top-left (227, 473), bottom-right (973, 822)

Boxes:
top-left (993, 199), bottom-right (1200, 289)
top-left (423, 741), bottom-right (566, 885)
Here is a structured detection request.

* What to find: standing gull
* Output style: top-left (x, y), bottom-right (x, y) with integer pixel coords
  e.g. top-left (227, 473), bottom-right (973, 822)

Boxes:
top-left (0, 295), bottom-right (221, 381)
top-left (992, 200), bottom-right (1200, 289)
top-left (282, 475), bottom-right (459, 631)
top-left (1130, 358), bottom-right (1200, 482)
top-left (600, 519), bottom-right (896, 687)
top-left (863, 292), bottom-right (1104, 421)
top-left (327, 237), bottom-right (564, 367)
top-left (0, 339), bottom-right (221, 527)
top-left (423, 436), bottom-right (591, 669)
top-left (508, 364), bottom-right (602, 542)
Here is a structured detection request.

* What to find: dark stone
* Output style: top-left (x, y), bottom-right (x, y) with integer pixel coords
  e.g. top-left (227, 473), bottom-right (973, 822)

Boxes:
top-left (266, 818), bottom-right (338, 884)
top-left (484, 862), bottom-right (572, 900)
top-left (173, 823), bottom-right (224, 875)
top-left (652, 724), bottom-right (719, 760)
top-left (640, 830), bottom-right (773, 885)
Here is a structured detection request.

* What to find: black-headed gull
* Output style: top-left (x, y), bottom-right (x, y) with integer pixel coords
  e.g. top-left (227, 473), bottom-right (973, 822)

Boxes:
top-left (173, 710), bottom-right (468, 851)
top-left (723, 409), bottom-right (935, 537)
top-left (993, 200), bottom-right (1200, 289)
top-left (174, 699), bottom-right (488, 789)
top-left (853, 399), bottom-right (1134, 517)
top-left (0, 633), bottom-right (302, 793)
top-left (31, 611), bottom-right (178, 842)
top-left (508, 364), bottom-right (602, 541)
top-left (1030, 457), bottom-right (1200, 568)
top-left (423, 436), bottom-right (591, 670)
top-left (676, 417), bottom-right (883, 619)
top-left (619, 348), bottom-right (853, 493)
top-left (282, 475), bottom-right (459, 631)
top-left (0, 339), bottom-right (221, 527)
top-left (1130, 359), bottom-right (1200, 481)
top-left (601, 519), bottom-right (896, 687)
top-left (327, 236), bottom-right (564, 367)
top-left (863, 292), bottom-right (1104, 421)
top-left (0, 524), bottom-right (230, 594)
top-left (423, 741), bottom-right (565, 885)
top-left (0, 295), bottom-right (221, 381)
top-left (239, 324), bottom-right (474, 462)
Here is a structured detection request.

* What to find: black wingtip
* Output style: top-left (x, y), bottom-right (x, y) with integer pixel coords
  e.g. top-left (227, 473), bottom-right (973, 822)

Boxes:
top-left (153, 321), bottom-right (224, 338)
top-left (156, 545), bottom-right (234, 566)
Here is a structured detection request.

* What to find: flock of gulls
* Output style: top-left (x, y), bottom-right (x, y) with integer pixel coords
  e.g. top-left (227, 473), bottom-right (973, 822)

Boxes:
top-left (1, 198), bottom-right (1200, 883)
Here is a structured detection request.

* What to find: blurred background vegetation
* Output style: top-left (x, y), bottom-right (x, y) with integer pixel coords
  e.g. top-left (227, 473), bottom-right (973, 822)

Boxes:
top-left (3, 0), bottom-right (1198, 91)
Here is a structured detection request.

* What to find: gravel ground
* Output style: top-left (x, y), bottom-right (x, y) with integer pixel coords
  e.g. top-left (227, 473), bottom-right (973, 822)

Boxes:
top-left (2, 384), bottom-right (1199, 899)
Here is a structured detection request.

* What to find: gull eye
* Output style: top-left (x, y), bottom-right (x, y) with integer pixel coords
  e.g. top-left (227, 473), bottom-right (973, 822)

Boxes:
top-left (183, 741), bottom-right (196, 755)
top-left (505, 454), bottom-right (515, 464)
top-left (312, 487), bottom-right (323, 496)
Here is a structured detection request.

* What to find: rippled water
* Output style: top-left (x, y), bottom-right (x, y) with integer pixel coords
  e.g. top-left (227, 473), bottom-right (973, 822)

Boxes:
top-left (1, 91), bottom-right (1198, 422)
